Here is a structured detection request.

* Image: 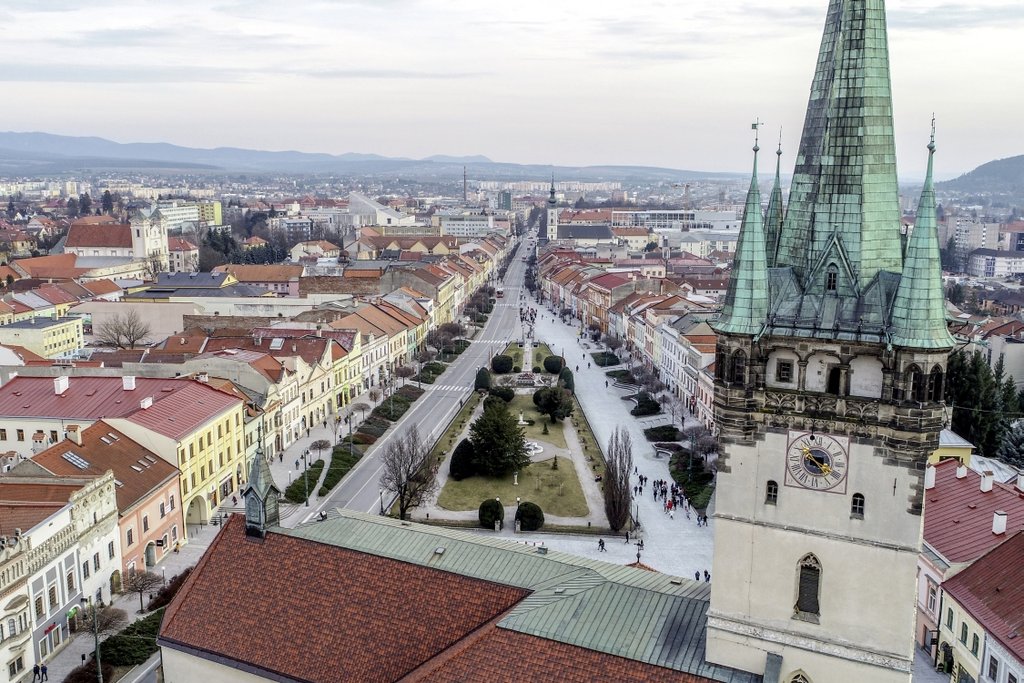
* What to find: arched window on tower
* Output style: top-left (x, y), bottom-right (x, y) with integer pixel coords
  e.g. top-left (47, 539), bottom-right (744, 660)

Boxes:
top-left (765, 480), bottom-right (779, 505)
top-left (789, 674), bottom-right (812, 683)
top-left (795, 554), bottom-right (822, 619)
top-left (851, 493), bottom-right (865, 519)
top-left (825, 264), bottom-right (838, 292)
top-left (826, 367), bottom-right (842, 395)
top-left (731, 350), bottom-right (746, 385)
top-left (907, 365), bottom-right (925, 402)
top-left (716, 350), bottom-right (728, 381)
top-left (928, 365), bottom-right (944, 402)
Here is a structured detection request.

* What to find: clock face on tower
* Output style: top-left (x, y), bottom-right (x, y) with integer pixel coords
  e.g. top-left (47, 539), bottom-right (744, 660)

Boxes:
top-left (784, 431), bottom-right (849, 493)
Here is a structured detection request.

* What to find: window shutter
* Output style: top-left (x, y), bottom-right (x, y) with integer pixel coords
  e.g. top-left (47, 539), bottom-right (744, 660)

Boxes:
top-left (797, 565), bottom-right (820, 614)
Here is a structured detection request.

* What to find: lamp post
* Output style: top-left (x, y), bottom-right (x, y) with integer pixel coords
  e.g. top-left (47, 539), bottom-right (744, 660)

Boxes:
top-left (378, 488), bottom-right (384, 515)
top-left (81, 597), bottom-right (102, 683)
top-left (302, 450), bottom-right (310, 507)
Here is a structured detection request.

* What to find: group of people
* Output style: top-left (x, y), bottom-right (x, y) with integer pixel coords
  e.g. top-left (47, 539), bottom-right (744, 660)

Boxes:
top-left (30, 663), bottom-right (48, 681)
top-left (695, 570), bottom-right (711, 582)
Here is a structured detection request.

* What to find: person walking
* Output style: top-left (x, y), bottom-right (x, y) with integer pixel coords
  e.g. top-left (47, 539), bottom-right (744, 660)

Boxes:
top-left (31, 664), bottom-right (39, 682)
top-left (40, 663), bottom-right (47, 681)
top-left (598, 539), bottom-right (606, 552)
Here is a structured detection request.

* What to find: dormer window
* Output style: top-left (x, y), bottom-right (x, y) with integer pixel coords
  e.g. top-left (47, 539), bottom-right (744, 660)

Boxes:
top-left (825, 264), bottom-right (838, 292)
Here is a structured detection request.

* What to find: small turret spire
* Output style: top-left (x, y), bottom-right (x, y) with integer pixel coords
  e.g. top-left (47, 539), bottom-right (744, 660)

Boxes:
top-left (713, 124), bottom-right (769, 336)
top-left (888, 118), bottom-right (954, 350)
top-left (764, 129), bottom-right (785, 267)
top-left (243, 423), bottom-right (281, 537)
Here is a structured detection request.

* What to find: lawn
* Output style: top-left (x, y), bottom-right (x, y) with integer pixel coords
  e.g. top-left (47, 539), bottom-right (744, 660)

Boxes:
top-left (532, 343), bottom-right (554, 369)
top-left (500, 342), bottom-right (526, 369)
top-left (436, 458), bottom-right (589, 518)
top-left (571, 396), bottom-right (606, 481)
top-left (508, 393), bottom-right (567, 449)
top-left (431, 391), bottom-right (482, 463)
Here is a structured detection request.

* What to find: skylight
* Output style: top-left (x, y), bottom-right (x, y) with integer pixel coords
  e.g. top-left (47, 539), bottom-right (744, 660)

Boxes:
top-left (61, 452), bottom-right (90, 470)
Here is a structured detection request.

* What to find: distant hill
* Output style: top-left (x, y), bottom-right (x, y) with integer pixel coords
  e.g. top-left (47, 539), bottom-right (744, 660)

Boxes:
top-left (938, 154), bottom-right (1024, 194)
top-left (0, 131), bottom-right (739, 182)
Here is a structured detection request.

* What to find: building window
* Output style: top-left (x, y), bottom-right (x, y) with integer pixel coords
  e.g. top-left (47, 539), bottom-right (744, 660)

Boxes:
top-left (971, 634), bottom-right (979, 657)
top-left (731, 350), bottom-right (746, 384)
top-left (0, 429), bottom-right (5, 440)
top-left (8, 657), bottom-right (24, 678)
top-left (93, 553), bottom-right (100, 571)
top-left (907, 365), bottom-right (926, 402)
top-left (143, 516), bottom-right (149, 532)
top-left (795, 554), bottom-right (821, 618)
top-left (766, 480), bottom-right (779, 505)
top-left (927, 582), bottom-right (937, 614)
top-left (776, 360), bottom-right (793, 383)
top-left (66, 572), bottom-right (74, 593)
top-left (108, 541), bottom-right (115, 559)
top-left (960, 623), bottom-right (968, 644)
top-left (988, 656), bottom-right (999, 679)
top-left (825, 265), bottom-right (838, 292)
top-left (159, 502), bottom-right (166, 518)
top-left (946, 608), bottom-right (954, 629)
top-left (49, 430), bottom-right (58, 443)
top-left (34, 596), bottom-right (43, 621)
top-left (127, 528), bottom-right (134, 546)
top-left (47, 585), bottom-right (57, 610)
top-left (929, 365), bottom-right (944, 402)
top-left (82, 562), bottom-right (90, 579)
top-left (16, 429), bottom-right (23, 441)
top-left (169, 495), bottom-right (175, 510)
top-left (851, 493), bottom-right (865, 518)
top-left (1008, 674), bottom-right (1017, 683)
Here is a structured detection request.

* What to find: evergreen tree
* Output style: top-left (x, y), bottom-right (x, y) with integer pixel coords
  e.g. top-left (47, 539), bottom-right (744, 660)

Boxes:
top-left (468, 399), bottom-right (528, 476)
top-left (101, 190), bottom-right (114, 214)
top-left (996, 421), bottom-right (1024, 469)
top-left (65, 196), bottom-right (79, 218)
top-left (78, 192), bottom-right (92, 214)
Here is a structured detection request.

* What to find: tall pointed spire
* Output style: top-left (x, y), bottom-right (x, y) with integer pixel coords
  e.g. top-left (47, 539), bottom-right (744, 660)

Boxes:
top-left (714, 127), bottom-right (769, 336)
top-left (888, 121), bottom-right (955, 349)
top-left (764, 133), bottom-right (784, 267)
top-left (243, 423), bottom-right (281, 537)
top-left (774, 0), bottom-right (903, 285)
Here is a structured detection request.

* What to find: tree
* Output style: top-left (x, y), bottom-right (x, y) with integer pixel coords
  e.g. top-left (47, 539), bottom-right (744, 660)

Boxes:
top-left (604, 426), bottom-right (633, 532)
top-left (101, 190), bottom-right (114, 214)
top-left (65, 196), bottom-right (80, 218)
top-left (449, 438), bottom-right (476, 480)
top-left (394, 365), bottom-right (416, 386)
top-left (491, 354), bottom-right (513, 374)
top-left (95, 309), bottom-right (152, 349)
top-left (379, 425), bottom-right (437, 520)
top-left (533, 387), bottom-right (574, 423)
top-left (439, 321), bottom-right (465, 339)
top-left (996, 421), bottom-right (1024, 469)
top-left (310, 439), bottom-right (331, 459)
top-left (80, 604), bottom-right (128, 636)
top-left (475, 367), bottom-right (492, 391)
top-left (469, 398), bottom-right (528, 476)
top-left (351, 402), bottom-right (370, 422)
top-left (558, 366), bottom-right (574, 394)
top-left (368, 388), bottom-right (382, 405)
top-left (123, 571), bottom-right (164, 613)
top-left (79, 192), bottom-right (92, 214)
top-left (515, 501), bottom-right (545, 531)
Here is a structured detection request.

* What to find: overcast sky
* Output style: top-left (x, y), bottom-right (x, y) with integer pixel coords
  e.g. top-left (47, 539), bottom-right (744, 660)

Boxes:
top-left (0, 0), bottom-right (1020, 179)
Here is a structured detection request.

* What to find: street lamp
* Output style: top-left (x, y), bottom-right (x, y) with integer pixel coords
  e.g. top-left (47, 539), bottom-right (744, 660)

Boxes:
top-left (378, 488), bottom-right (385, 515)
top-left (80, 597), bottom-right (102, 683)
top-left (302, 449), bottom-right (310, 507)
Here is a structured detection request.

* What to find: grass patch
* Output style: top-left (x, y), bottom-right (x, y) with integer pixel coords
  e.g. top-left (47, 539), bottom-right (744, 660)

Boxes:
top-left (284, 459), bottom-right (325, 503)
top-left (319, 446), bottom-right (364, 496)
top-left (669, 451), bottom-right (715, 512)
top-left (437, 458), bottom-right (588, 517)
top-left (370, 394), bottom-right (412, 422)
top-left (571, 395), bottom-right (606, 481)
top-left (508, 394), bottom-right (567, 449)
top-left (501, 342), bottom-right (525, 368)
top-left (605, 369), bottom-right (632, 381)
top-left (533, 343), bottom-right (554, 367)
top-left (430, 391), bottom-right (483, 463)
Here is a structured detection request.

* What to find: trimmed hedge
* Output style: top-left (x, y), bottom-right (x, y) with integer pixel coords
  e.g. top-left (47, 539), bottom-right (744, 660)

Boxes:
top-left (100, 608), bottom-right (164, 667)
top-left (479, 498), bottom-right (505, 529)
top-left (591, 351), bottom-right (620, 367)
top-left (449, 439), bottom-right (476, 481)
top-left (543, 355), bottom-right (564, 374)
top-left (558, 367), bottom-right (574, 393)
top-left (630, 391), bottom-right (661, 417)
top-left (515, 501), bottom-right (545, 531)
top-left (492, 354), bottom-right (514, 374)
top-left (488, 386), bottom-right (515, 402)
top-left (475, 367), bottom-right (492, 391)
top-left (605, 369), bottom-right (632, 381)
top-left (370, 395), bottom-right (412, 422)
top-left (644, 425), bottom-right (682, 442)
top-left (146, 568), bottom-right (193, 611)
top-left (396, 384), bottom-right (425, 400)
top-left (66, 661), bottom-right (115, 683)
top-left (352, 432), bottom-right (378, 445)
top-left (284, 459), bottom-right (325, 503)
top-left (319, 447), bottom-right (363, 496)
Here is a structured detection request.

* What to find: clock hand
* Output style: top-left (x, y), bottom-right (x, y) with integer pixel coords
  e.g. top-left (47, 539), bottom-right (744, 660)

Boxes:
top-left (802, 450), bottom-right (832, 475)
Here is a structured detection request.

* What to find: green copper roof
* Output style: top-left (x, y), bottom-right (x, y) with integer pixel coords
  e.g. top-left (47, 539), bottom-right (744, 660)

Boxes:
top-left (764, 143), bottom-right (784, 267)
top-left (714, 144), bottom-right (768, 336)
top-left (774, 0), bottom-right (903, 285)
top-left (888, 132), bottom-right (955, 349)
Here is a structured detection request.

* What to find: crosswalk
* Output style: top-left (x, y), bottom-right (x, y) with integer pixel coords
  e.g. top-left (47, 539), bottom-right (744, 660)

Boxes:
top-left (428, 384), bottom-right (469, 392)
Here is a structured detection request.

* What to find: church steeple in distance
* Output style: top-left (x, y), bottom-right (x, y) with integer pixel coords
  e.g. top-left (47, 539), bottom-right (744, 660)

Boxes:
top-left (764, 132), bottom-right (784, 268)
top-left (243, 424), bottom-right (281, 537)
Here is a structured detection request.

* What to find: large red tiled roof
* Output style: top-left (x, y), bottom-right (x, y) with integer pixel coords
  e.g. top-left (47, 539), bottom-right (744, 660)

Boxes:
top-left (65, 223), bottom-right (132, 248)
top-left (160, 516), bottom-right (529, 683)
top-left (124, 381), bottom-right (241, 440)
top-left (923, 459), bottom-right (1024, 564)
top-left (943, 532), bottom-right (1024, 661)
top-left (0, 376), bottom-right (195, 420)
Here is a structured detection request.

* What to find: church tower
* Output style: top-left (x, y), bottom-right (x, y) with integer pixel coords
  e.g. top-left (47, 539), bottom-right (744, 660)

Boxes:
top-left (705, 1), bottom-right (953, 682)
top-left (242, 428), bottom-right (281, 538)
top-left (546, 176), bottom-right (559, 240)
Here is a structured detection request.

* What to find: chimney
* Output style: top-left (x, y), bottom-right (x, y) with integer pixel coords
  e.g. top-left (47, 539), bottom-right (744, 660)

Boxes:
top-left (924, 466), bottom-right (936, 490)
top-left (981, 471), bottom-right (994, 493)
top-left (122, 375), bottom-right (136, 391)
top-left (1017, 473), bottom-right (1024, 493)
top-left (139, 396), bottom-right (153, 410)
top-left (66, 424), bottom-right (82, 446)
top-left (993, 511), bottom-right (1007, 535)
top-left (956, 464), bottom-right (968, 479)
top-left (197, 373), bottom-right (209, 383)
top-left (53, 375), bottom-right (69, 395)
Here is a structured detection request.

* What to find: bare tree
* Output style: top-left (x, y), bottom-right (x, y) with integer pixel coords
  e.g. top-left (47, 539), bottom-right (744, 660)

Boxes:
top-left (310, 439), bottom-right (331, 459)
top-left (394, 365), bottom-right (415, 386)
top-left (142, 252), bottom-right (165, 281)
top-left (379, 424), bottom-right (437, 520)
top-left (123, 571), bottom-right (164, 613)
top-left (368, 388), bottom-right (382, 405)
top-left (604, 426), bottom-right (633, 532)
top-left (415, 348), bottom-right (437, 365)
top-left (79, 604), bottom-right (128, 635)
top-left (351, 402), bottom-right (370, 422)
top-left (95, 309), bottom-right (152, 349)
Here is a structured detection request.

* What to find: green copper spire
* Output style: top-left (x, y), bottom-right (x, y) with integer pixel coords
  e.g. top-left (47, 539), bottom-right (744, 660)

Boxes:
top-left (715, 132), bottom-right (768, 336)
top-left (774, 0), bottom-right (903, 285)
top-left (764, 136), bottom-right (784, 267)
top-left (888, 124), bottom-right (955, 349)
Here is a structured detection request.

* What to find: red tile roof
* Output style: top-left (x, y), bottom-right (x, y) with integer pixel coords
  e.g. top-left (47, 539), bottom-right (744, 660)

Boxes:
top-left (80, 279), bottom-right (121, 296)
top-left (65, 223), bottom-right (132, 248)
top-left (159, 516), bottom-right (530, 683)
top-left (942, 532), bottom-right (1024, 662)
top-left (167, 237), bottom-right (198, 252)
top-left (31, 421), bottom-right (178, 514)
top-left (123, 381), bottom-right (242, 440)
top-left (0, 376), bottom-right (196, 420)
top-left (0, 479), bottom-right (83, 534)
top-left (213, 264), bottom-right (303, 282)
top-left (923, 459), bottom-right (1024, 564)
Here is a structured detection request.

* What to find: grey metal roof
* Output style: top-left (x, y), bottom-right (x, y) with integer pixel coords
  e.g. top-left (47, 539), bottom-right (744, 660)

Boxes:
top-left (284, 510), bottom-right (760, 683)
